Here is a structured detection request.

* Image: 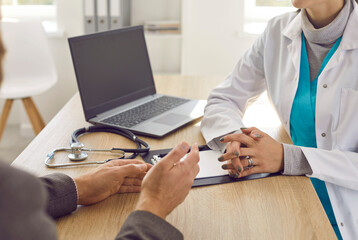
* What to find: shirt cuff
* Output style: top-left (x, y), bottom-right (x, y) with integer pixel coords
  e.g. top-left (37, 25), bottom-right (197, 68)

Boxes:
top-left (207, 130), bottom-right (242, 153)
top-left (282, 144), bottom-right (313, 175)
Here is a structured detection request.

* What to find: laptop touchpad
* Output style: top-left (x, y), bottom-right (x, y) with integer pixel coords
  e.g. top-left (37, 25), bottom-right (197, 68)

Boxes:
top-left (154, 113), bottom-right (189, 126)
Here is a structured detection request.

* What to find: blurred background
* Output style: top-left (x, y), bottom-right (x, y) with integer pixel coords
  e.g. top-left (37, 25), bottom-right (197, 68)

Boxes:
top-left (0, 0), bottom-right (294, 163)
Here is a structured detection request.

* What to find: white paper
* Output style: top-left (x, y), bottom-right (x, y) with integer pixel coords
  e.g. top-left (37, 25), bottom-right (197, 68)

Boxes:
top-left (196, 150), bottom-right (228, 179)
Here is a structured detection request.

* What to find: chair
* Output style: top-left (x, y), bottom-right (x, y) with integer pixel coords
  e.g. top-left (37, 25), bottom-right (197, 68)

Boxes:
top-left (0, 20), bottom-right (57, 141)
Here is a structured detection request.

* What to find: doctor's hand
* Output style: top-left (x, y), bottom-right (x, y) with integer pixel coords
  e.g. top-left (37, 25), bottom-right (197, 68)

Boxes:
top-left (136, 142), bottom-right (200, 219)
top-left (74, 159), bottom-right (152, 205)
top-left (218, 127), bottom-right (284, 178)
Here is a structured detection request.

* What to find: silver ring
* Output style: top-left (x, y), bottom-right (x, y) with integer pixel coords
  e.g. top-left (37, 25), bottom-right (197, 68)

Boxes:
top-left (247, 158), bottom-right (254, 168)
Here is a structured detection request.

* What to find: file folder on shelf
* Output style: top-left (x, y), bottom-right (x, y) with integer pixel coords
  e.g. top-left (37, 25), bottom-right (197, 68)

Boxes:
top-left (84, 0), bottom-right (96, 34)
top-left (97, 0), bottom-right (109, 32)
top-left (84, 0), bottom-right (130, 33)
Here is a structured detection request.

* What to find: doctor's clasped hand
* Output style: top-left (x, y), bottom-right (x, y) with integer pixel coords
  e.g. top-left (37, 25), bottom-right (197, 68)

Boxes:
top-left (218, 127), bottom-right (284, 178)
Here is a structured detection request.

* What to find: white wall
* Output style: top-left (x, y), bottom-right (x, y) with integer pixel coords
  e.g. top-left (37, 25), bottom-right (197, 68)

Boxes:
top-left (182, 0), bottom-right (258, 75)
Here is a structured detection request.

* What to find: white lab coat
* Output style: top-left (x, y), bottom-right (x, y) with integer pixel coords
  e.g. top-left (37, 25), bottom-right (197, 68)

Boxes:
top-left (201, 2), bottom-right (358, 239)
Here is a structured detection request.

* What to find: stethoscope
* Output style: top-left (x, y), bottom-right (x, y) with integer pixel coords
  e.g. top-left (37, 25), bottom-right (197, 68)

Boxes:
top-left (45, 125), bottom-right (150, 168)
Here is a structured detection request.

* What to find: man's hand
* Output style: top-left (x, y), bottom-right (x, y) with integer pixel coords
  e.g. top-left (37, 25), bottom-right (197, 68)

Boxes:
top-left (74, 159), bottom-right (152, 205)
top-left (135, 142), bottom-right (200, 219)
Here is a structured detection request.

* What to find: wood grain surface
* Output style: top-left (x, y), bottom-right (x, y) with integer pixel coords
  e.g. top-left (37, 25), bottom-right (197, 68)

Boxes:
top-left (11, 75), bottom-right (335, 240)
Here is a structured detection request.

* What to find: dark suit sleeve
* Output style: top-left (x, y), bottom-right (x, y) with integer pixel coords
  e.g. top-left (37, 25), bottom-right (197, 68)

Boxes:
top-left (39, 173), bottom-right (78, 219)
top-left (0, 161), bottom-right (58, 240)
top-left (116, 211), bottom-right (183, 240)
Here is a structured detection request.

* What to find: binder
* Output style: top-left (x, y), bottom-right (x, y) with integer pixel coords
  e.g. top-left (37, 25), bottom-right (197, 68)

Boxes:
top-left (109, 0), bottom-right (121, 30)
top-left (120, 0), bottom-right (131, 27)
top-left (97, 0), bottom-right (109, 32)
top-left (84, 0), bottom-right (96, 34)
top-left (140, 146), bottom-right (279, 188)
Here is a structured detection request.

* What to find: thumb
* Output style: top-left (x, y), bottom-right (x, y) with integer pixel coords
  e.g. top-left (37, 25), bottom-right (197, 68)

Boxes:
top-left (116, 163), bottom-right (148, 178)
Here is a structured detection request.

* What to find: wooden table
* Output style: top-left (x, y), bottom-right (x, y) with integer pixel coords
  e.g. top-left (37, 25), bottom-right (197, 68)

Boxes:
top-left (12, 75), bottom-right (335, 240)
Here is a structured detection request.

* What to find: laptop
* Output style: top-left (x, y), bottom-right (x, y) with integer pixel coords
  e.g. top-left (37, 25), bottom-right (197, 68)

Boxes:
top-left (68, 25), bottom-right (206, 138)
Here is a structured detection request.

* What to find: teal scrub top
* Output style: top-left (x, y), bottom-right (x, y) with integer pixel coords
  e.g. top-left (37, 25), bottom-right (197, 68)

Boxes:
top-left (289, 32), bottom-right (342, 239)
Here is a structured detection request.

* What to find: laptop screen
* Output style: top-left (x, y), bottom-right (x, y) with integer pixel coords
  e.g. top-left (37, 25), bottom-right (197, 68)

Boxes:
top-left (69, 26), bottom-right (156, 120)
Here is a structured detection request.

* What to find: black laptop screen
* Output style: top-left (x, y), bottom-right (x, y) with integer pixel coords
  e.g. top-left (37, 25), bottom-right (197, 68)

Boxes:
top-left (69, 26), bottom-right (156, 120)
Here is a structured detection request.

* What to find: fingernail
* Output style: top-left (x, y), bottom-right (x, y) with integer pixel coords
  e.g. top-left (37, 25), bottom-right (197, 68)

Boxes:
top-left (222, 164), bottom-right (228, 170)
top-left (237, 166), bottom-right (242, 172)
top-left (219, 137), bottom-right (224, 142)
top-left (234, 151), bottom-right (239, 157)
top-left (180, 142), bottom-right (188, 151)
top-left (229, 172), bottom-right (238, 178)
top-left (138, 164), bottom-right (147, 170)
top-left (254, 134), bottom-right (262, 138)
top-left (218, 156), bottom-right (224, 161)
top-left (240, 127), bottom-right (247, 130)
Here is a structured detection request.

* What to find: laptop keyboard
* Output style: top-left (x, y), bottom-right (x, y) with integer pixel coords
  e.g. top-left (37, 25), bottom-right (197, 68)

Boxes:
top-left (101, 96), bottom-right (190, 128)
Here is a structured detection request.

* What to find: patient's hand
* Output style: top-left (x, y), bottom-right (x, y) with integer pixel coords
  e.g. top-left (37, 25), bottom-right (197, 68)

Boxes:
top-left (74, 159), bottom-right (152, 205)
top-left (135, 142), bottom-right (200, 219)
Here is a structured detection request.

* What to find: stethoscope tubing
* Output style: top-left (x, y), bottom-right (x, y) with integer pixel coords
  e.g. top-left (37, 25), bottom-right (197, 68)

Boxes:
top-left (45, 125), bottom-right (150, 168)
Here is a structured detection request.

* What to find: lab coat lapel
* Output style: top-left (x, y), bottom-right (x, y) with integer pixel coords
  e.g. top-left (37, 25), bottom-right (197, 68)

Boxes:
top-left (282, 12), bottom-right (302, 74)
top-left (280, 13), bottom-right (302, 136)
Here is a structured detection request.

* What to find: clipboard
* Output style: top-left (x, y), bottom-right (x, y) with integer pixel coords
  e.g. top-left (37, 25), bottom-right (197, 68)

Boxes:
top-left (140, 145), bottom-right (280, 187)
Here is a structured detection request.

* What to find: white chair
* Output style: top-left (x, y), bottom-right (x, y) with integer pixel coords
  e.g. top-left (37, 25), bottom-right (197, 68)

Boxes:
top-left (0, 20), bottom-right (57, 141)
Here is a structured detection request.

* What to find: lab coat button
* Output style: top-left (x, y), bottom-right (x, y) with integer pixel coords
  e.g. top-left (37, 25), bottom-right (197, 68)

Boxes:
top-left (323, 84), bottom-right (327, 88)
top-left (321, 133), bottom-right (326, 137)
top-left (341, 222), bottom-right (344, 227)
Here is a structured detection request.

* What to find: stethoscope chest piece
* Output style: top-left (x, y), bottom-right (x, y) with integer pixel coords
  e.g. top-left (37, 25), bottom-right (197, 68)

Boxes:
top-left (68, 142), bottom-right (88, 161)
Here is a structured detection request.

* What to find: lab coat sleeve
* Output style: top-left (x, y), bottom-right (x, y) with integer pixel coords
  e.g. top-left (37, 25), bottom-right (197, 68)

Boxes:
top-left (200, 26), bottom-right (268, 150)
top-left (301, 147), bottom-right (358, 191)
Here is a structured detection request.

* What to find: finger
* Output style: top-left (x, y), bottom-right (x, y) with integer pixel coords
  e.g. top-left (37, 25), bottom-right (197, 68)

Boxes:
top-left (118, 185), bottom-right (141, 193)
top-left (221, 163), bottom-right (235, 170)
top-left (218, 150), bottom-right (240, 162)
top-left (240, 166), bottom-right (263, 177)
top-left (220, 133), bottom-right (256, 147)
top-left (231, 157), bottom-right (244, 176)
top-left (218, 148), bottom-right (255, 162)
top-left (228, 169), bottom-right (240, 178)
top-left (241, 127), bottom-right (264, 139)
top-left (107, 159), bottom-right (147, 167)
top-left (115, 163), bottom-right (148, 178)
top-left (145, 163), bottom-right (153, 171)
top-left (122, 177), bottom-right (142, 186)
top-left (181, 143), bottom-right (200, 170)
top-left (160, 142), bottom-right (190, 169)
top-left (240, 157), bottom-right (258, 169)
